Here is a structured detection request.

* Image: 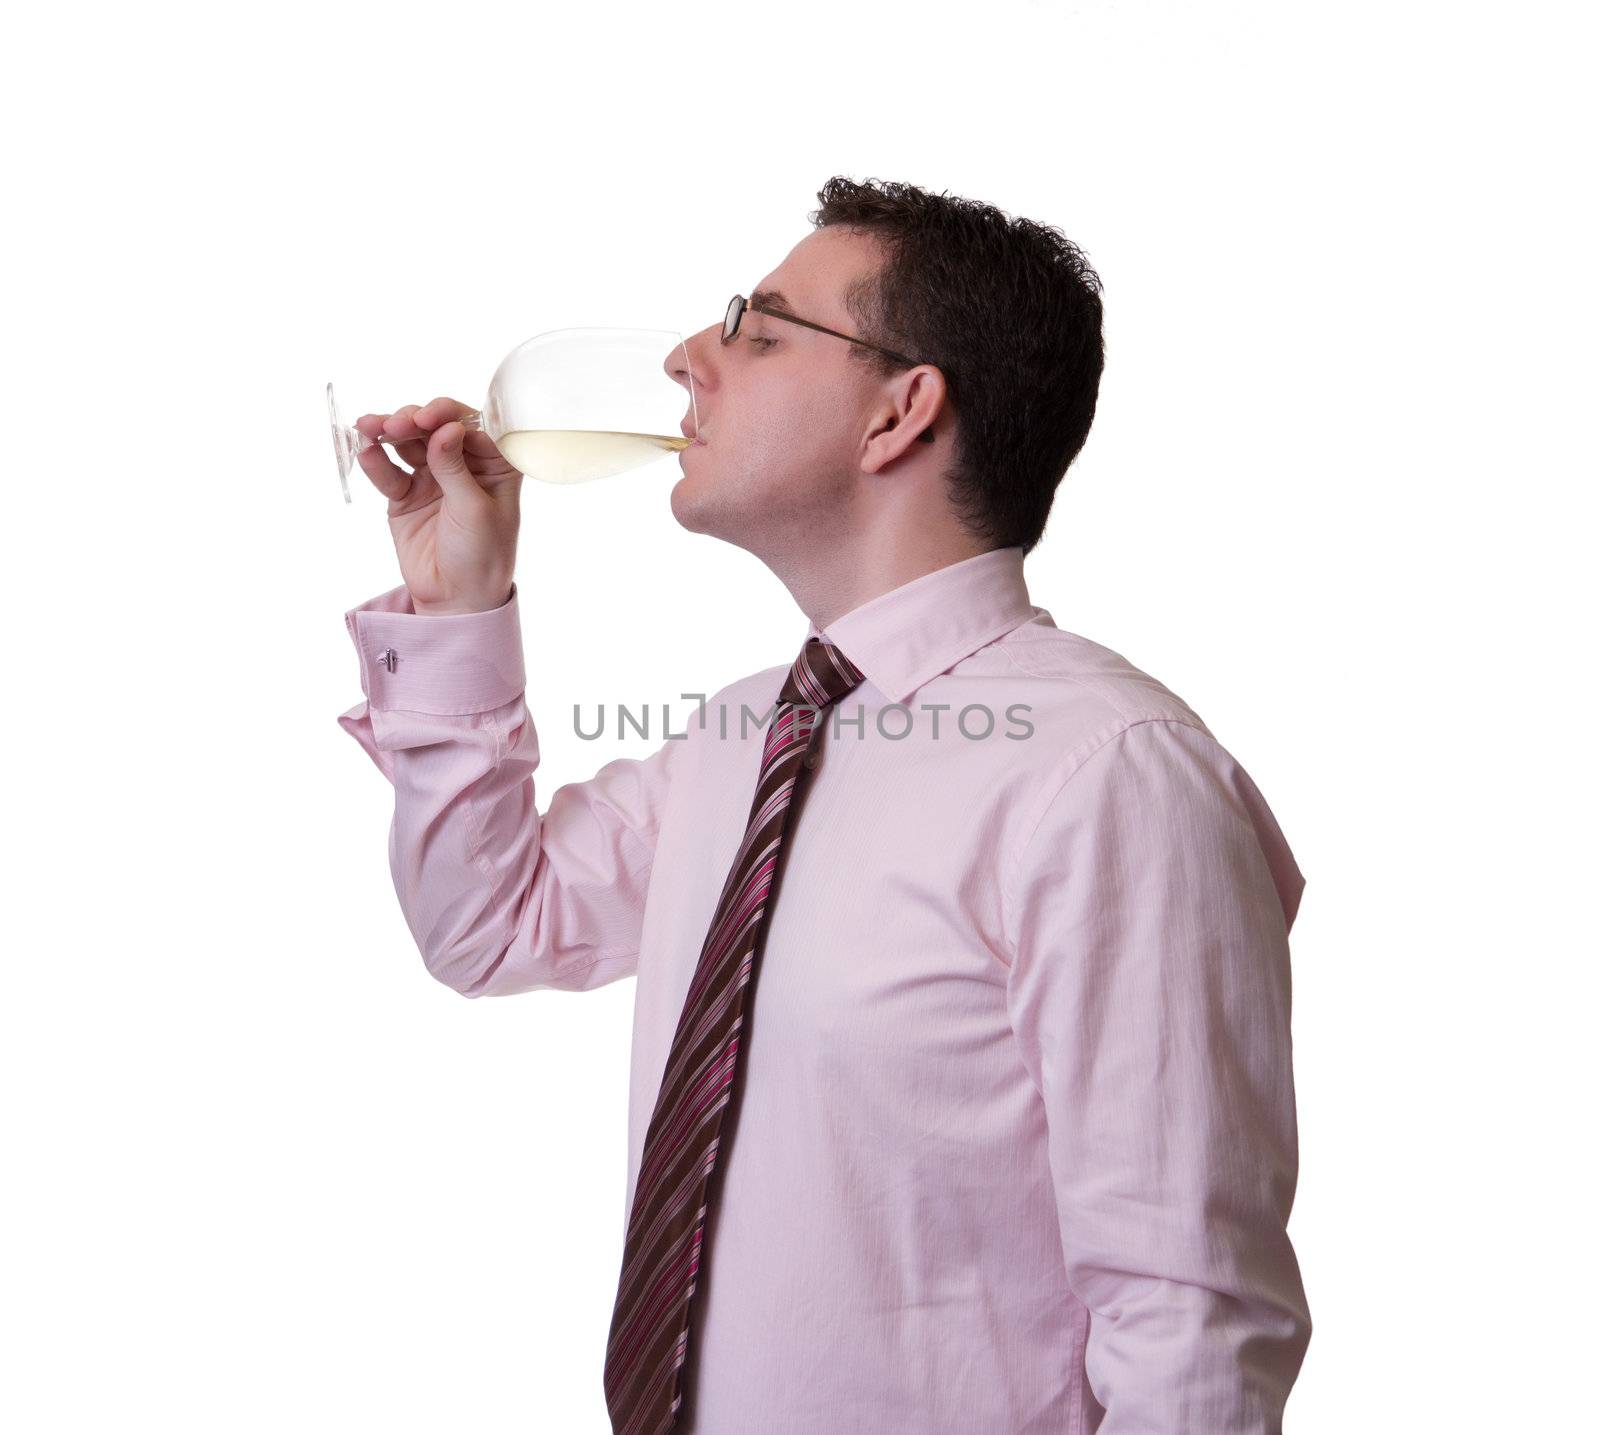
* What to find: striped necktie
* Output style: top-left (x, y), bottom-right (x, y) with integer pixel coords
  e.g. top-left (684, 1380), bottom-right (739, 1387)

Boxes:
top-left (603, 635), bottom-right (866, 1435)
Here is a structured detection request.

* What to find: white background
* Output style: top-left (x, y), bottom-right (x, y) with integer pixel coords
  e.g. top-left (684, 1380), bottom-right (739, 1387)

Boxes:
top-left (4, 1), bottom-right (1594, 1429)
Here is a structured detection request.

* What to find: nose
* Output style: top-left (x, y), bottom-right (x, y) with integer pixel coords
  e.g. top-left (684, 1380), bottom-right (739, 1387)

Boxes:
top-left (663, 321), bottom-right (722, 396)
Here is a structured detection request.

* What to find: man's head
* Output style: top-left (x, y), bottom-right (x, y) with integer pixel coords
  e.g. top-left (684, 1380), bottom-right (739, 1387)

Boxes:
top-left (666, 176), bottom-right (1104, 565)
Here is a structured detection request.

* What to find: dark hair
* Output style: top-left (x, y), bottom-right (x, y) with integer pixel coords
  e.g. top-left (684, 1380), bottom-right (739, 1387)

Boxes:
top-left (809, 176), bottom-right (1104, 555)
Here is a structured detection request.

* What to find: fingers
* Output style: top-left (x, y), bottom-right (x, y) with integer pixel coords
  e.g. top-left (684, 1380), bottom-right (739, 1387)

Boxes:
top-left (461, 428), bottom-right (502, 460)
top-left (413, 396), bottom-right (479, 430)
top-left (355, 439), bottom-right (417, 502)
top-left (422, 421), bottom-right (488, 506)
top-left (354, 400), bottom-right (484, 476)
top-left (381, 404), bottom-right (423, 441)
top-left (357, 399), bottom-right (478, 445)
top-left (392, 436), bottom-right (431, 469)
top-left (354, 411), bottom-right (427, 469)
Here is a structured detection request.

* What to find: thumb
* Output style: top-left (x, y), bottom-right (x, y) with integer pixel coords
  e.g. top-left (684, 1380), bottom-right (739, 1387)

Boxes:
top-left (425, 421), bottom-right (486, 504)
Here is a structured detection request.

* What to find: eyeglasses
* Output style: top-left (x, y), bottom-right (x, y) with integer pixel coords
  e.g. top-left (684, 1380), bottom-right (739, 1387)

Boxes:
top-left (722, 294), bottom-right (937, 443)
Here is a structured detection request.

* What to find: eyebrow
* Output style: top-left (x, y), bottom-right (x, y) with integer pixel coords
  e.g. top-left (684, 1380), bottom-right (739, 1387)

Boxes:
top-left (750, 288), bottom-right (796, 314)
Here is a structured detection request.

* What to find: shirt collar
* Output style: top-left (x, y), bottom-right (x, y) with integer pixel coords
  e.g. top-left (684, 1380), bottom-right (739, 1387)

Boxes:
top-left (800, 546), bottom-right (1040, 705)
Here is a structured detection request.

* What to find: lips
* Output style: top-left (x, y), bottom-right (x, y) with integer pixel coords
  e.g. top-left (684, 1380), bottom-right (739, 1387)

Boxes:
top-left (680, 419), bottom-right (705, 445)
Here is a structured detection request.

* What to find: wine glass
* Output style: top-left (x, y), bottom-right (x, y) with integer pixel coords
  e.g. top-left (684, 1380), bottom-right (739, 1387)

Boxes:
top-left (327, 327), bottom-right (699, 503)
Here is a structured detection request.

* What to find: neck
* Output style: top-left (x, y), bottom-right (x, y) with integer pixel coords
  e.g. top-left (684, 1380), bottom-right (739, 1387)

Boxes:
top-left (764, 525), bottom-right (995, 632)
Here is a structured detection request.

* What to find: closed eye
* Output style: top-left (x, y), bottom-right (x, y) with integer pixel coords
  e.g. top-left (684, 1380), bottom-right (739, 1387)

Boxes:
top-left (747, 336), bottom-right (778, 350)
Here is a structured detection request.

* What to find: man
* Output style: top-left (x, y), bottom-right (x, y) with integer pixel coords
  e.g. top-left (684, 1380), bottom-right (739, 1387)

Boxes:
top-left (337, 175), bottom-right (1311, 1433)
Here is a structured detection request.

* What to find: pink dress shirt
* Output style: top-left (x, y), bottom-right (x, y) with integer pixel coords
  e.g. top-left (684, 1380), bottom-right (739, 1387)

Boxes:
top-left (338, 545), bottom-right (1310, 1432)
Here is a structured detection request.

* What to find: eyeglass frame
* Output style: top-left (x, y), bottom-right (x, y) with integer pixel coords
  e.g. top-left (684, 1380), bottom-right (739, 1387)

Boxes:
top-left (722, 294), bottom-right (937, 443)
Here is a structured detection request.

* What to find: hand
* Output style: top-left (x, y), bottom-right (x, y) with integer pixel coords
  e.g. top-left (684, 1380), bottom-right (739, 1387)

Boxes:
top-left (354, 397), bottom-right (522, 615)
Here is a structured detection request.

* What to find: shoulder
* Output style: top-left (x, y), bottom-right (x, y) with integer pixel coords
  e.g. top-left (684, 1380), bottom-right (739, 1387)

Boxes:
top-left (987, 612), bottom-right (1210, 731)
top-left (946, 614), bottom-right (1216, 784)
top-left (986, 621), bottom-right (1307, 935)
top-left (974, 618), bottom-right (1301, 875)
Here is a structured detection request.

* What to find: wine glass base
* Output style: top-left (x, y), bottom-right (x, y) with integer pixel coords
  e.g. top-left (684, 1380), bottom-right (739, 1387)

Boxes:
top-left (327, 381), bottom-right (358, 504)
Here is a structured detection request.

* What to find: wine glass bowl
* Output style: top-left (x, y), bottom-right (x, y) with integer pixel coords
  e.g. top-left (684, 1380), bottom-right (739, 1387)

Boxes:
top-left (483, 327), bottom-right (697, 486)
top-left (328, 327), bottom-right (697, 502)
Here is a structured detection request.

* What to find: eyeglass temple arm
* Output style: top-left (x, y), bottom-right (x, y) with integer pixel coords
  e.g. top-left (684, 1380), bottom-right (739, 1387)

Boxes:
top-left (745, 305), bottom-right (937, 442)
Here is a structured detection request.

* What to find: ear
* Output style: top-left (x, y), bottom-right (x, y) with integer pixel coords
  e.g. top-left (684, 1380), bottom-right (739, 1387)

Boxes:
top-left (860, 366), bottom-right (947, 473)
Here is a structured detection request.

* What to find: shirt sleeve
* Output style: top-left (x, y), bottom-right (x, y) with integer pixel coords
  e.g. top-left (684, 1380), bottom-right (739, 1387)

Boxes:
top-left (336, 580), bottom-right (682, 998)
top-left (1002, 717), bottom-right (1311, 1431)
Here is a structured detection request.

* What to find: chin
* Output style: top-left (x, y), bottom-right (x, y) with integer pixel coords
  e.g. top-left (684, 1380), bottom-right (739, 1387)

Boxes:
top-left (670, 445), bottom-right (814, 550)
top-left (668, 471), bottom-right (721, 536)
top-left (669, 470), bottom-right (760, 548)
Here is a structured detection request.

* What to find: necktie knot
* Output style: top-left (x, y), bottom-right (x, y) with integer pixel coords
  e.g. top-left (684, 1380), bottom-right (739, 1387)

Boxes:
top-left (779, 636), bottom-right (865, 709)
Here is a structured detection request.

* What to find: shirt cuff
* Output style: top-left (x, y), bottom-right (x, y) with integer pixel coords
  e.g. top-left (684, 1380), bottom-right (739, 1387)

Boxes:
top-left (342, 581), bottom-right (526, 714)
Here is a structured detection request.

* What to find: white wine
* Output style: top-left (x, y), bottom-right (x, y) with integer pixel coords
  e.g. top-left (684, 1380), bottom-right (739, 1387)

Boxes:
top-left (493, 428), bottom-right (693, 485)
